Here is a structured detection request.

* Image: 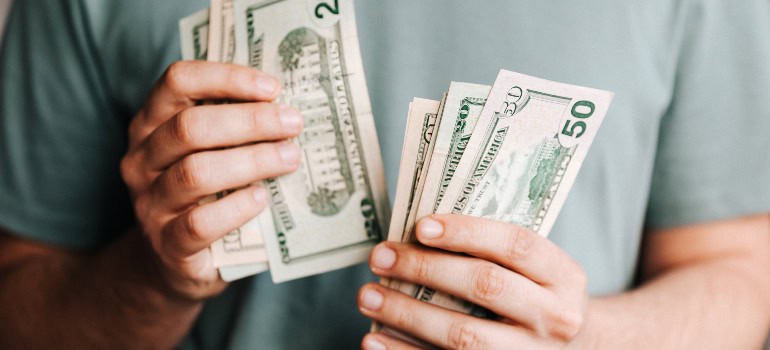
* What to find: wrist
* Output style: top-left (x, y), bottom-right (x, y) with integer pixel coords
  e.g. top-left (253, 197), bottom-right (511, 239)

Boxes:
top-left (77, 229), bottom-right (205, 347)
top-left (109, 230), bottom-right (204, 307)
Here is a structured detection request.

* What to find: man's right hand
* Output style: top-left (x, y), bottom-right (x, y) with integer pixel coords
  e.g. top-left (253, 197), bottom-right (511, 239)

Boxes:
top-left (120, 61), bottom-right (303, 301)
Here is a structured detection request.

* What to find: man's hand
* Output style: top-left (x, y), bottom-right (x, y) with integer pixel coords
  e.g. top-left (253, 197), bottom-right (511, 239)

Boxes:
top-left (0, 60), bottom-right (305, 348)
top-left (358, 214), bottom-right (588, 349)
top-left (120, 60), bottom-right (302, 301)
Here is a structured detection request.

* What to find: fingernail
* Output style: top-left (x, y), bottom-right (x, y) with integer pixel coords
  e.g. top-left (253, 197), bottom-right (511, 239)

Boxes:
top-left (363, 338), bottom-right (386, 350)
top-left (256, 75), bottom-right (279, 96)
top-left (278, 142), bottom-right (300, 166)
top-left (371, 245), bottom-right (396, 270)
top-left (418, 218), bottom-right (444, 239)
top-left (252, 187), bottom-right (267, 205)
top-left (279, 105), bottom-right (303, 132)
top-left (361, 288), bottom-right (384, 311)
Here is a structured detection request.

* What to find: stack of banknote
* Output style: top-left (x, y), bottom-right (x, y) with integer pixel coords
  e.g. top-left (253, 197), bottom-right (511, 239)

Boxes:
top-left (178, 0), bottom-right (614, 298)
top-left (380, 75), bottom-right (612, 338)
top-left (180, 0), bottom-right (390, 283)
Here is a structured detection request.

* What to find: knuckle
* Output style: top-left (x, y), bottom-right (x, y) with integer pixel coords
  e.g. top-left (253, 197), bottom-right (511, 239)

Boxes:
top-left (163, 61), bottom-right (191, 91)
top-left (471, 264), bottom-right (506, 302)
top-left (447, 321), bottom-right (484, 350)
top-left (120, 154), bottom-right (140, 188)
top-left (505, 226), bottom-right (533, 262)
top-left (234, 190), bottom-right (260, 218)
top-left (242, 68), bottom-right (265, 91)
top-left (184, 208), bottom-right (210, 243)
top-left (467, 218), bottom-right (488, 242)
top-left (225, 64), bottom-right (246, 91)
top-left (249, 104), bottom-right (275, 134)
top-left (393, 303), bottom-right (415, 330)
top-left (127, 117), bottom-right (143, 144)
top-left (570, 263), bottom-right (588, 290)
top-left (175, 155), bottom-right (208, 190)
top-left (252, 144), bottom-right (274, 167)
top-left (544, 308), bottom-right (584, 341)
top-left (172, 109), bottom-right (200, 145)
top-left (557, 255), bottom-right (588, 291)
top-left (133, 194), bottom-right (152, 223)
top-left (258, 143), bottom-right (294, 172)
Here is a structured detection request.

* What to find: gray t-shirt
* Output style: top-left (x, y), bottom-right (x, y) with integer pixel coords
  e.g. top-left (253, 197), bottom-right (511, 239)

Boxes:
top-left (1, 1), bottom-right (769, 348)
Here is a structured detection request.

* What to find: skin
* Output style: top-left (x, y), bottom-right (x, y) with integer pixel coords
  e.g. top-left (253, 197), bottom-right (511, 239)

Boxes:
top-left (358, 213), bottom-right (770, 349)
top-left (0, 60), bottom-right (767, 348)
top-left (0, 61), bottom-right (303, 348)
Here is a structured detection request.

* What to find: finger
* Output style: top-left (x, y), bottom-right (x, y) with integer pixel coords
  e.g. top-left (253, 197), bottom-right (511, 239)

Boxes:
top-left (369, 243), bottom-right (561, 334)
top-left (362, 333), bottom-right (422, 350)
top-left (152, 141), bottom-right (300, 210)
top-left (415, 214), bottom-right (583, 287)
top-left (359, 283), bottom-right (533, 349)
top-left (141, 61), bottom-right (281, 132)
top-left (141, 103), bottom-right (303, 170)
top-left (161, 185), bottom-right (268, 258)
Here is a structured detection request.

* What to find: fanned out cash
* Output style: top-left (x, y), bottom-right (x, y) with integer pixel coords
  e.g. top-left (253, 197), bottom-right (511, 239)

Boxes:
top-left (179, 0), bottom-right (389, 283)
top-left (378, 71), bottom-right (613, 339)
top-left (179, 3), bottom-right (614, 314)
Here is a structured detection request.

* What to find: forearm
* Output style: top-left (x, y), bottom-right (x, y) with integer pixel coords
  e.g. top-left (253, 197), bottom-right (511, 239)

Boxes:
top-left (578, 257), bottom-right (770, 349)
top-left (0, 232), bottom-right (202, 349)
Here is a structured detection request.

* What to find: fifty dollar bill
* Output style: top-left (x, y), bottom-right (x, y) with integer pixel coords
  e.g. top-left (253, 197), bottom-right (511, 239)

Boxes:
top-left (415, 70), bottom-right (614, 318)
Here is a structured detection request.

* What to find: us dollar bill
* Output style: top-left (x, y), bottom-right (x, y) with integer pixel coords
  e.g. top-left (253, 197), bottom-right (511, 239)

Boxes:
top-left (180, 8), bottom-right (269, 280)
top-left (179, 8), bottom-right (209, 61)
top-left (386, 98), bottom-right (441, 244)
top-left (387, 83), bottom-right (492, 325)
top-left (218, 262), bottom-right (269, 281)
top-left (207, 0), bottom-right (236, 63)
top-left (396, 93), bottom-right (447, 248)
top-left (234, 0), bottom-right (389, 282)
top-left (420, 70), bottom-right (613, 318)
top-left (383, 95), bottom-right (446, 296)
top-left (385, 101), bottom-right (416, 243)
top-left (406, 82), bottom-right (490, 243)
top-left (379, 98), bottom-right (441, 298)
top-left (438, 70), bottom-right (613, 232)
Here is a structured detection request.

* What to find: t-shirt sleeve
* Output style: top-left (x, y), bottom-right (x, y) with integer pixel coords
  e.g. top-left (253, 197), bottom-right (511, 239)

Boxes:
top-left (0, 1), bottom-right (132, 249)
top-left (645, 0), bottom-right (770, 229)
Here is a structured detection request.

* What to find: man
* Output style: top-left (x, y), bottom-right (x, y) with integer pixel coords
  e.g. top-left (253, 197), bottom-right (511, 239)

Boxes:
top-left (0, 1), bottom-right (768, 348)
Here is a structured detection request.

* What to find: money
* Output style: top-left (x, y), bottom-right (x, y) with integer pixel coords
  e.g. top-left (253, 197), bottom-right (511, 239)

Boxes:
top-left (233, 0), bottom-right (389, 282)
top-left (438, 70), bottom-right (613, 232)
top-left (386, 98), bottom-right (441, 244)
top-left (396, 94), bottom-right (447, 248)
top-left (385, 102), bottom-right (416, 243)
top-left (180, 7), bottom-right (269, 280)
top-left (389, 70), bottom-right (613, 322)
top-left (378, 98), bottom-right (440, 295)
top-left (207, 0), bottom-right (236, 63)
top-left (386, 83), bottom-right (492, 329)
top-left (182, 3), bottom-right (612, 296)
top-left (407, 82), bottom-right (490, 243)
top-left (218, 263), bottom-right (269, 282)
top-left (179, 8), bottom-right (209, 61)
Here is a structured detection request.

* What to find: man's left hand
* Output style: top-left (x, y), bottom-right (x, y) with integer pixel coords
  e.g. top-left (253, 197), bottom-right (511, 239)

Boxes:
top-left (358, 214), bottom-right (588, 349)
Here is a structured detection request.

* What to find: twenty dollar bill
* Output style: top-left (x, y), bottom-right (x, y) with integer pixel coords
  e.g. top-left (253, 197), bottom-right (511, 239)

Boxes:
top-left (233, 0), bottom-right (389, 282)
